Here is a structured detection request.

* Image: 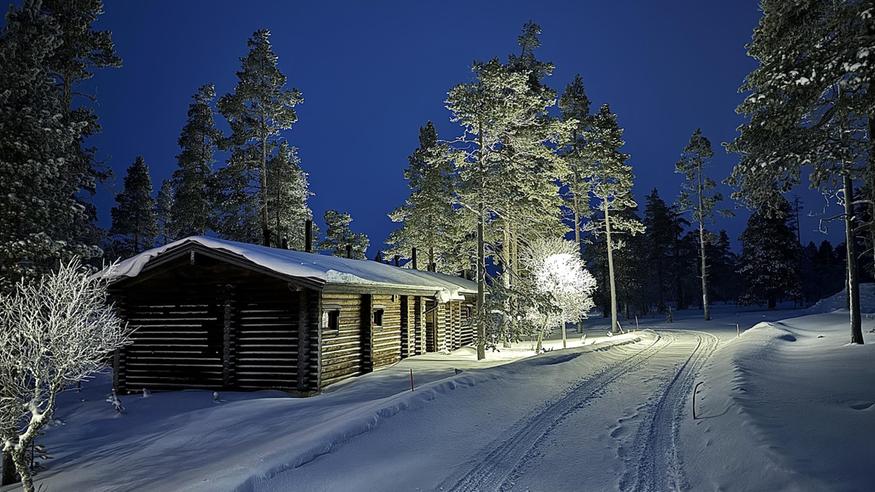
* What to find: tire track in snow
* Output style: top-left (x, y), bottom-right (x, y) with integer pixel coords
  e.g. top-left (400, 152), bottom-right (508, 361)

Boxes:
top-left (618, 330), bottom-right (719, 492)
top-left (439, 331), bottom-right (676, 492)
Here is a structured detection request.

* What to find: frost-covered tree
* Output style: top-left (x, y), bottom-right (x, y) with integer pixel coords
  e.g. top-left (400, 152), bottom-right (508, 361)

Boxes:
top-left (676, 129), bottom-right (728, 321)
top-left (727, 0), bottom-right (871, 344)
top-left (738, 197), bottom-right (802, 308)
top-left (155, 179), bottom-right (174, 246)
top-left (386, 122), bottom-right (458, 272)
top-left (0, 3), bottom-right (100, 292)
top-left (40, 0), bottom-right (121, 253)
top-left (267, 141), bottom-right (312, 249)
top-left (319, 210), bottom-right (369, 259)
top-left (110, 157), bottom-right (158, 258)
top-left (522, 237), bottom-right (596, 350)
top-left (559, 74), bottom-right (593, 254)
top-left (447, 53), bottom-right (571, 357)
top-left (218, 29), bottom-right (303, 247)
top-left (0, 258), bottom-right (131, 492)
top-left (583, 105), bottom-right (643, 334)
top-left (170, 84), bottom-right (221, 239)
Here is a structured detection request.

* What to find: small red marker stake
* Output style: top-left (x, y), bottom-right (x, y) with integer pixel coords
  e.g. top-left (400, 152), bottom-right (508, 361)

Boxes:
top-left (409, 368), bottom-right (415, 392)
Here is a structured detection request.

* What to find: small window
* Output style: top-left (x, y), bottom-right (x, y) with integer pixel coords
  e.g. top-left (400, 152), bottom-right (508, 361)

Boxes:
top-left (323, 307), bottom-right (340, 333)
top-left (373, 308), bottom-right (384, 327)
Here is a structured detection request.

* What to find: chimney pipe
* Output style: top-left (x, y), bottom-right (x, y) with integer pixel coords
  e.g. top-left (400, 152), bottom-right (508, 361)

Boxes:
top-left (411, 247), bottom-right (418, 270)
top-left (346, 244), bottom-right (352, 258)
top-left (304, 219), bottom-right (313, 253)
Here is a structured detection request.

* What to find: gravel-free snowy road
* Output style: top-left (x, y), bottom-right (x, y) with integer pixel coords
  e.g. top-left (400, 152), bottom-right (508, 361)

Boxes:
top-left (285, 329), bottom-right (719, 491)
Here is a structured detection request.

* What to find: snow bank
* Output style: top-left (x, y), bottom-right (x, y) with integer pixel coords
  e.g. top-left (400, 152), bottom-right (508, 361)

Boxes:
top-left (806, 283), bottom-right (875, 314)
top-left (22, 332), bottom-right (640, 492)
top-left (681, 313), bottom-right (875, 491)
top-left (102, 236), bottom-right (476, 301)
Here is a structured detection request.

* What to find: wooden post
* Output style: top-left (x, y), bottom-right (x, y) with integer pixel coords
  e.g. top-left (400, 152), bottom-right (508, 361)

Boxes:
top-left (693, 381), bottom-right (704, 419)
top-left (361, 294), bottom-right (373, 373)
top-left (305, 219), bottom-right (313, 252)
top-left (221, 284), bottom-right (235, 388)
top-left (409, 368), bottom-right (415, 392)
top-left (297, 289), bottom-right (309, 392)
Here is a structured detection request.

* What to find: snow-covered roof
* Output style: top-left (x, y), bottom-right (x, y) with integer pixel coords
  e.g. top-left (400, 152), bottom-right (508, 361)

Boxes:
top-left (103, 236), bottom-right (475, 301)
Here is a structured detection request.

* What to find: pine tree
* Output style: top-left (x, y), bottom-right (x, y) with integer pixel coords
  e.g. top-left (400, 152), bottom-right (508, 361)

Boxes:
top-left (155, 179), bottom-right (174, 246)
top-left (738, 197), bottom-right (802, 308)
top-left (642, 189), bottom-right (686, 312)
top-left (727, 0), bottom-right (871, 343)
top-left (266, 141), bottom-right (312, 249)
top-left (707, 230), bottom-right (741, 303)
top-left (110, 157), bottom-right (158, 258)
top-left (0, 3), bottom-right (97, 292)
top-left (40, 0), bottom-right (121, 254)
top-left (676, 129), bottom-right (727, 320)
top-left (218, 29), bottom-right (303, 247)
top-left (559, 74), bottom-right (593, 256)
top-left (583, 104), bottom-right (643, 334)
top-left (386, 122), bottom-right (458, 272)
top-left (319, 210), bottom-right (369, 259)
top-left (171, 84), bottom-right (220, 238)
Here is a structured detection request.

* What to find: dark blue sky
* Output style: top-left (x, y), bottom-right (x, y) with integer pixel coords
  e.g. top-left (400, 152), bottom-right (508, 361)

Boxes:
top-left (29, 1), bottom-right (844, 253)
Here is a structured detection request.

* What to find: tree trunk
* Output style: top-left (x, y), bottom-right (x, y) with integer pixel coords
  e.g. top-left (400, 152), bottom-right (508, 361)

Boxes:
top-left (475, 127), bottom-right (487, 360)
top-left (697, 164), bottom-right (711, 321)
top-left (868, 115), bottom-right (875, 278)
top-left (574, 189), bottom-right (585, 334)
top-left (1, 450), bottom-right (17, 486)
top-left (605, 202), bottom-right (619, 335)
top-left (844, 175), bottom-right (864, 344)
top-left (502, 222), bottom-right (512, 349)
top-left (10, 447), bottom-right (32, 492)
top-left (260, 133), bottom-right (271, 247)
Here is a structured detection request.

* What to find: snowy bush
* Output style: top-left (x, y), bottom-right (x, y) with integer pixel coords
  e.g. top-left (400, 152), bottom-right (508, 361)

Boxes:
top-left (0, 258), bottom-right (132, 492)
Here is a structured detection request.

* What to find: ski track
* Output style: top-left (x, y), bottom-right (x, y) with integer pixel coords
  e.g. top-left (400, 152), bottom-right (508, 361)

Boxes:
top-left (618, 330), bottom-right (719, 492)
top-left (439, 331), bottom-right (674, 492)
top-left (439, 329), bottom-right (718, 492)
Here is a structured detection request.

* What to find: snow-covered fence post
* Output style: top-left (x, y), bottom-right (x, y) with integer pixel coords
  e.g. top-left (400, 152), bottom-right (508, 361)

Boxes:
top-left (693, 381), bottom-right (705, 419)
top-left (635, 315), bottom-right (639, 331)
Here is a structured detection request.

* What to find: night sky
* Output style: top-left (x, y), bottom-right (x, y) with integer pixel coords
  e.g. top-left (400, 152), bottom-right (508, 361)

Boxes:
top-left (21, 0), bottom-right (845, 254)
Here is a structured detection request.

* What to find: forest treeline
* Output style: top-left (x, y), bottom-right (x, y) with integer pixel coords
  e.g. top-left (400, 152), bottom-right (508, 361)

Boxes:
top-left (1, 1), bottom-right (872, 349)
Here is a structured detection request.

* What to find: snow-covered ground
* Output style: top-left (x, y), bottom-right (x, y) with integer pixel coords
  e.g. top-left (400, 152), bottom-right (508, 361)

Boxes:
top-left (6, 303), bottom-right (873, 491)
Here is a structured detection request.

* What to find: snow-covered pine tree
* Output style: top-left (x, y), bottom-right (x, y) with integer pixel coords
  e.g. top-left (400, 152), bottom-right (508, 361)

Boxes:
top-left (583, 104), bottom-right (643, 334)
top-left (171, 84), bottom-right (221, 239)
top-left (675, 129), bottom-right (728, 321)
top-left (386, 121), bottom-right (459, 272)
top-left (155, 179), bottom-right (174, 246)
top-left (727, 0), bottom-right (870, 344)
top-left (319, 210), bottom-right (369, 259)
top-left (738, 197), bottom-right (802, 309)
top-left (218, 29), bottom-right (303, 247)
top-left (39, 0), bottom-right (121, 255)
top-left (0, 3), bottom-right (98, 292)
top-left (267, 141), bottom-right (312, 249)
top-left (110, 157), bottom-right (158, 258)
top-left (559, 74), bottom-right (593, 254)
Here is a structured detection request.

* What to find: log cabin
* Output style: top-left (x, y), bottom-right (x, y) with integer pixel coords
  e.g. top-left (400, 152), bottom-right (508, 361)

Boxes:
top-left (104, 236), bottom-right (477, 396)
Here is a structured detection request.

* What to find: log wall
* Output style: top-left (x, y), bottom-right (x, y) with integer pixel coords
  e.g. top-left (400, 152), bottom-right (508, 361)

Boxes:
top-left (319, 292), bottom-right (365, 387)
top-left (112, 255), bottom-right (319, 394)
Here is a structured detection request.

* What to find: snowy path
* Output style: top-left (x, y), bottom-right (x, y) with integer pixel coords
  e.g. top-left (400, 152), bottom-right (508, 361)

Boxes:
top-left (439, 330), bottom-right (718, 492)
